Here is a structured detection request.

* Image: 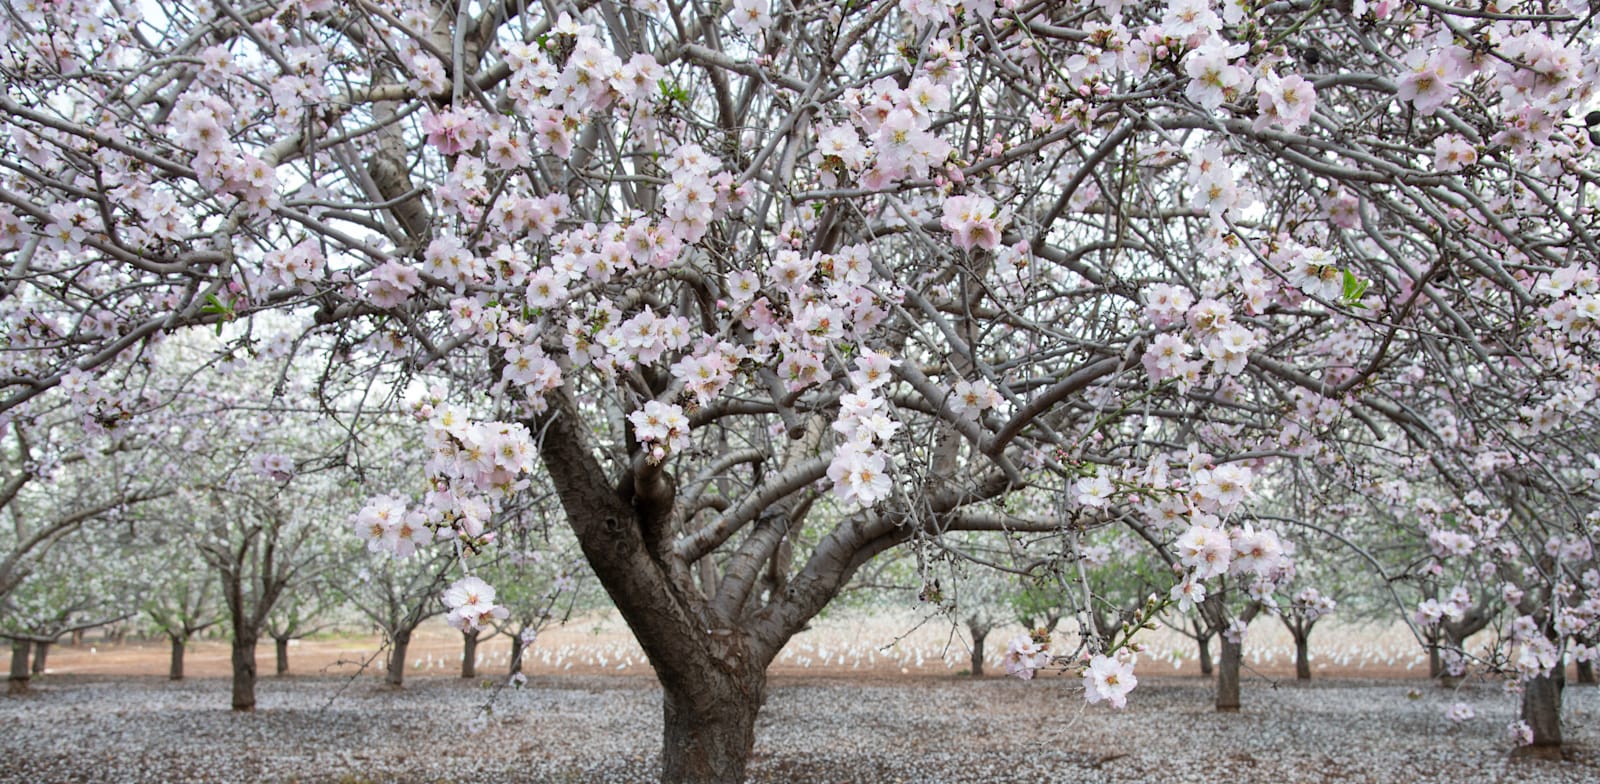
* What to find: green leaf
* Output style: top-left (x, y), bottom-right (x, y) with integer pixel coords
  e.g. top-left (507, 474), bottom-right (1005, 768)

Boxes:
top-left (201, 293), bottom-right (236, 335)
top-left (1341, 269), bottom-right (1369, 309)
top-left (658, 79), bottom-right (690, 104)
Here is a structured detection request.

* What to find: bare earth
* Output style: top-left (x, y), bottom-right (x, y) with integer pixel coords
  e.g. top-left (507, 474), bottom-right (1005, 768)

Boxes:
top-left (4, 618), bottom-right (1598, 782)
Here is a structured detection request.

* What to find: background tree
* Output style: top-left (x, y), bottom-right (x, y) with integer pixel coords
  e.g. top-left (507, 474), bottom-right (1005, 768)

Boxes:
top-left (265, 569), bottom-right (345, 677)
top-left (140, 546), bottom-right (224, 682)
top-left (340, 546), bottom-right (453, 688)
top-left (2, 529), bottom-right (131, 693)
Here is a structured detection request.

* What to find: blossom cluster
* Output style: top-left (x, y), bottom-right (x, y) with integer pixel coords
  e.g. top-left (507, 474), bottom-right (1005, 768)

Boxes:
top-left (628, 400), bottom-right (691, 464)
top-left (1141, 285), bottom-right (1261, 391)
top-left (442, 576), bottom-right (509, 632)
top-left (826, 353), bottom-right (903, 508)
top-left (354, 397), bottom-right (539, 629)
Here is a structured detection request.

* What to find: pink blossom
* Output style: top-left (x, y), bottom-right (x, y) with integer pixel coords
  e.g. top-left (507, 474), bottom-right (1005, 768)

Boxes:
top-left (628, 400), bottom-right (691, 457)
top-left (423, 107), bottom-right (485, 154)
top-left (1002, 634), bottom-right (1051, 680)
top-left (1183, 40), bottom-right (1251, 111)
top-left (941, 193), bottom-right (1005, 251)
top-left (1396, 51), bottom-right (1460, 115)
top-left (828, 441), bottom-right (892, 506)
top-left (1433, 135), bottom-right (1477, 172)
top-left (1083, 654), bottom-right (1137, 707)
top-left (1254, 72), bottom-right (1316, 133)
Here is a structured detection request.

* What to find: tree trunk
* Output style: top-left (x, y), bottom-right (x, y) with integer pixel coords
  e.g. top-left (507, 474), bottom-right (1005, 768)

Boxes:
top-left (275, 637), bottom-right (290, 676)
top-left (508, 637), bottom-right (525, 676)
top-left (386, 630), bottom-right (410, 687)
top-left (1519, 672), bottom-right (1563, 755)
top-left (169, 635), bottom-right (186, 681)
top-left (1216, 638), bottom-right (1242, 712)
top-left (7, 639), bottom-right (29, 695)
top-left (70, 629), bottom-right (83, 647)
top-left (968, 625), bottom-right (988, 677)
top-left (1197, 633), bottom-right (1214, 676)
top-left (1428, 642), bottom-right (1442, 679)
top-left (1576, 659), bottom-right (1595, 686)
top-left (660, 677), bottom-right (766, 784)
top-left (461, 629), bottom-right (479, 679)
top-left (30, 641), bottom-right (48, 675)
top-left (230, 634), bottom-right (258, 711)
top-left (1294, 632), bottom-right (1310, 681)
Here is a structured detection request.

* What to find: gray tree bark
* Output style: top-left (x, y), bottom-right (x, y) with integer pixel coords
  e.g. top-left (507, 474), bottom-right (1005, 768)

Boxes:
top-left (7, 640), bottom-right (28, 695)
top-left (230, 634), bottom-right (257, 711)
top-left (30, 641), bottom-right (47, 675)
top-left (168, 634), bottom-right (185, 681)
top-left (461, 629), bottom-right (479, 679)
top-left (386, 629), bottom-right (410, 687)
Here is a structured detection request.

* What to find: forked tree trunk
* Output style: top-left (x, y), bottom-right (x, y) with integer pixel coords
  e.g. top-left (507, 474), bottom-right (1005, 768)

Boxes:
top-left (461, 629), bottom-right (479, 679)
top-left (1197, 633), bottom-right (1214, 676)
top-left (1216, 638), bottom-right (1242, 712)
top-left (8, 640), bottom-right (29, 695)
top-left (169, 634), bottom-right (186, 681)
top-left (968, 624), bottom-right (989, 677)
top-left (1293, 632), bottom-right (1311, 681)
top-left (386, 630), bottom-right (410, 687)
top-left (661, 675), bottom-right (766, 783)
top-left (1576, 659), bottom-right (1595, 685)
top-left (231, 634), bottom-right (258, 711)
top-left (1519, 672), bottom-right (1563, 755)
top-left (274, 637), bottom-right (290, 676)
top-left (31, 641), bottom-right (48, 675)
top-left (530, 391), bottom-right (848, 784)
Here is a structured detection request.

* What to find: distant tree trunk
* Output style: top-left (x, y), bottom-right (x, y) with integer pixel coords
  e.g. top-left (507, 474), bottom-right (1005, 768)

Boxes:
top-left (70, 629), bottom-right (83, 647)
top-left (386, 629), bottom-right (410, 687)
top-left (1216, 637), bottom-right (1242, 712)
top-left (1214, 604), bottom-right (1258, 712)
top-left (967, 622), bottom-right (990, 677)
top-left (1197, 632), bottom-right (1214, 676)
top-left (1519, 672), bottom-right (1563, 754)
top-left (231, 633), bottom-right (258, 711)
top-left (169, 634), bottom-right (186, 681)
top-left (508, 636), bottom-right (526, 676)
top-left (30, 641), bottom-right (48, 675)
top-left (461, 629), bottom-right (479, 679)
top-left (7, 640), bottom-right (29, 695)
top-left (1293, 631), bottom-right (1310, 681)
top-left (1576, 659), bottom-right (1595, 685)
top-left (274, 637), bottom-right (290, 676)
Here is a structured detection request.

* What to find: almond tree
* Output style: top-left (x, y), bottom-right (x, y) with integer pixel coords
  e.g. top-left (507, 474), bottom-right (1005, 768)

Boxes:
top-left (3, 529), bottom-right (132, 693)
top-left (0, 401), bottom-right (170, 616)
top-left (338, 544), bottom-right (454, 687)
top-left (138, 544), bottom-right (224, 681)
top-left (5, 0), bottom-right (1600, 779)
top-left (265, 570), bottom-right (344, 676)
top-left (142, 331), bottom-right (378, 710)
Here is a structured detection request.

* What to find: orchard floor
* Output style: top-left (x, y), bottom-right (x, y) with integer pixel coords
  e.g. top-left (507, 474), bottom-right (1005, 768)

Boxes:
top-left (3, 670), bottom-right (1599, 783)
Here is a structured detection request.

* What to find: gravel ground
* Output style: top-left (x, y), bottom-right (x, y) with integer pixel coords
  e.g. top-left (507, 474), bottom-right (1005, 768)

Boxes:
top-left (3, 672), bottom-right (1597, 783)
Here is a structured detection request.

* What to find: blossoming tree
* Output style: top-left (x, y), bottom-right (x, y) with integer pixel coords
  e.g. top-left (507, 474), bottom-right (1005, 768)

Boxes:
top-left (4, 0), bottom-right (1599, 778)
